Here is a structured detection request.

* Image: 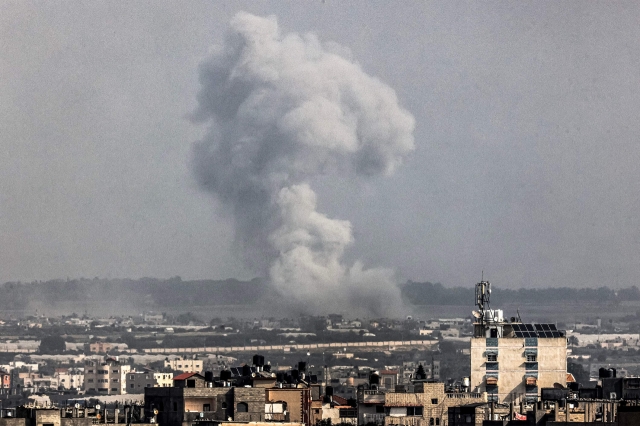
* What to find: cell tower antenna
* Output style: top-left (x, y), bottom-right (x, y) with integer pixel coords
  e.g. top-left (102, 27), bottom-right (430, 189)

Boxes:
top-left (475, 276), bottom-right (491, 326)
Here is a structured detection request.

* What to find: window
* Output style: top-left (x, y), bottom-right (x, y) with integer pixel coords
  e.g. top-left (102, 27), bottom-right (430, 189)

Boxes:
top-left (173, 402), bottom-right (178, 412)
top-left (431, 398), bottom-right (438, 405)
top-left (487, 354), bottom-right (497, 362)
top-left (112, 379), bottom-right (118, 382)
top-left (130, 375), bottom-right (135, 380)
top-left (237, 402), bottom-right (248, 412)
top-left (221, 402), bottom-right (227, 409)
top-left (112, 370), bottom-right (118, 373)
top-left (88, 370), bottom-right (94, 373)
top-left (203, 404), bottom-right (211, 412)
top-left (435, 419), bottom-right (440, 425)
top-left (130, 384), bottom-right (134, 388)
top-left (406, 407), bottom-right (423, 416)
top-left (526, 354), bottom-right (537, 362)
top-left (88, 379), bottom-right (94, 383)
top-left (186, 379), bottom-right (196, 388)
top-left (430, 419), bottom-right (434, 426)
top-left (111, 387), bottom-right (118, 391)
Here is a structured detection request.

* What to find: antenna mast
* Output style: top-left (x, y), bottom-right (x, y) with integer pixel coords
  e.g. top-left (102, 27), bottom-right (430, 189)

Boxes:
top-left (475, 276), bottom-right (491, 326)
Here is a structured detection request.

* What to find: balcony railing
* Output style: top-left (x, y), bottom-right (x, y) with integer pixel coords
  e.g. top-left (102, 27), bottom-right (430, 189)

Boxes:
top-left (362, 413), bottom-right (385, 424)
top-left (446, 392), bottom-right (483, 399)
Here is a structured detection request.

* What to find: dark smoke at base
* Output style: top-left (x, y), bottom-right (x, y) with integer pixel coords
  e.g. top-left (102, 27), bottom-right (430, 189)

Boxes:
top-left (191, 12), bottom-right (415, 317)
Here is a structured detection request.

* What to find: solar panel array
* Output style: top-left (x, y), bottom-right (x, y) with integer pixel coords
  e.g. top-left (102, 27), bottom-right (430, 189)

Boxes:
top-left (512, 323), bottom-right (565, 338)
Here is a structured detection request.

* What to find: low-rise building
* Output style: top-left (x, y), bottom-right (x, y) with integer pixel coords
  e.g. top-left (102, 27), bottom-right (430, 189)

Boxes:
top-left (164, 356), bottom-right (203, 373)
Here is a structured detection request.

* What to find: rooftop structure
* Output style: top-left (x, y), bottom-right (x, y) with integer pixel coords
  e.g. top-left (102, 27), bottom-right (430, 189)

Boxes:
top-left (470, 279), bottom-right (568, 404)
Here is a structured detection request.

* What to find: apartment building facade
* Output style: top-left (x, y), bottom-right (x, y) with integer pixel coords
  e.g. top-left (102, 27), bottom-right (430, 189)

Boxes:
top-left (84, 357), bottom-right (131, 395)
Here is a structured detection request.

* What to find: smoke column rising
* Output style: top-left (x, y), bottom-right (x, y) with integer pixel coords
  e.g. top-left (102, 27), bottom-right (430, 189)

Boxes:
top-left (192, 12), bottom-right (415, 315)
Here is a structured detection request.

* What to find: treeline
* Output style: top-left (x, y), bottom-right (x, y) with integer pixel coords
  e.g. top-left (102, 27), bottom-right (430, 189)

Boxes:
top-left (0, 277), bottom-right (266, 310)
top-left (400, 281), bottom-right (640, 306)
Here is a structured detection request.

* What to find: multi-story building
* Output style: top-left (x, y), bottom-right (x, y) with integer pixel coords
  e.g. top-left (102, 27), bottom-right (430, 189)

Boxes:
top-left (164, 356), bottom-right (203, 373)
top-left (84, 356), bottom-right (131, 395)
top-left (126, 370), bottom-right (174, 393)
top-left (469, 280), bottom-right (567, 404)
top-left (384, 382), bottom-right (486, 426)
top-left (0, 370), bottom-right (10, 394)
top-left (145, 369), bottom-right (314, 426)
top-left (55, 368), bottom-right (84, 390)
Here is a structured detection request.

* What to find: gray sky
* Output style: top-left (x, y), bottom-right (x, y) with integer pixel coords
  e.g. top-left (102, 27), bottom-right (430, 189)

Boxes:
top-left (1, 1), bottom-right (639, 289)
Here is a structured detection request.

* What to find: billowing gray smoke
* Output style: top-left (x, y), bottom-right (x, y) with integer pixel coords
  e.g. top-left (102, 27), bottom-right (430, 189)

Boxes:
top-left (192, 12), bottom-right (415, 316)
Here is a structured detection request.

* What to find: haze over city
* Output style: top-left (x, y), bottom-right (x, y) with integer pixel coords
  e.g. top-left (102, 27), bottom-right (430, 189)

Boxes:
top-left (2, 1), bottom-right (640, 293)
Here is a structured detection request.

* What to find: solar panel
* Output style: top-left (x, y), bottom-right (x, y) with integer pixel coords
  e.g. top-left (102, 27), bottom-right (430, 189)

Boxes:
top-left (549, 324), bottom-right (558, 331)
top-left (535, 324), bottom-right (543, 331)
top-left (526, 324), bottom-right (535, 331)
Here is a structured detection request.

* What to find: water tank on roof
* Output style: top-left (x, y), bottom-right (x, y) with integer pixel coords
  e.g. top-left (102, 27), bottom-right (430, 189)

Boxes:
top-left (242, 365), bottom-right (251, 376)
top-left (220, 370), bottom-right (232, 381)
top-left (369, 373), bottom-right (379, 385)
top-left (205, 371), bottom-right (214, 382)
top-left (298, 361), bottom-right (307, 372)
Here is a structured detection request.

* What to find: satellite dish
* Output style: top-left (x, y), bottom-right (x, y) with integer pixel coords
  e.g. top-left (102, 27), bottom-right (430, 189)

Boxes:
top-left (472, 311), bottom-right (482, 319)
top-left (96, 414), bottom-right (102, 420)
top-left (74, 403), bottom-right (81, 409)
top-left (153, 409), bottom-right (159, 415)
top-left (95, 404), bottom-right (101, 410)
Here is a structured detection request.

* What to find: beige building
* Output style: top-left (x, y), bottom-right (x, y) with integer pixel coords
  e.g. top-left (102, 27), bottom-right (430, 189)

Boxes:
top-left (384, 382), bottom-right (486, 426)
top-left (84, 356), bottom-right (131, 395)
top-left (470, 281), bottom-right (567, 404)
top-left (164, 356), bottom-right (203, 373)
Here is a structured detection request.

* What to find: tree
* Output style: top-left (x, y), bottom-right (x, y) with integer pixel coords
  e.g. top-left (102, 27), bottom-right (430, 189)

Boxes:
top-left (39, 335), bottom-right (65, 354)
top-left (568, 336), bottom-right (579, 347)
top-left (567, 362), bottom-right (590, 385)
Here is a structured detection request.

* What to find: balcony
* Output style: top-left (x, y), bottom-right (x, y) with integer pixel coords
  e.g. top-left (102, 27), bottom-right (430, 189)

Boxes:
top-left (183, 412), bottom-right (219, 422)
top-left (384, 416), bottom-right (421, 426)
top-left (446, 392), bottom-right (484, 400)
top-left (361, 390), bottom-right (385, 404)
top-left (362, 413), bottom-right (385, 425)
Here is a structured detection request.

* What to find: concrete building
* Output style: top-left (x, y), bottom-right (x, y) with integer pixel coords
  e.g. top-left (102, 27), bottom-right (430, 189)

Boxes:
top-left (469, 280), bottom-right (567, 404)
top-left (384, 382), bottom-right (486, 426)
top-left (127, 371), bottom-right (174, 393)
top-left (0, 370), bottom-right (10, 394)
top-left (55, 368), bottom-right (83, 391)
top-left (164, 356), bottom-right (203, 373)
top-left (84, 356), bottom-right (131, 395)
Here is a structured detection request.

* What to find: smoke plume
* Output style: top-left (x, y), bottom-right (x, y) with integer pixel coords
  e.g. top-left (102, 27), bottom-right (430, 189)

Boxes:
top-left (192, 12), bottom-right (415, 316)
